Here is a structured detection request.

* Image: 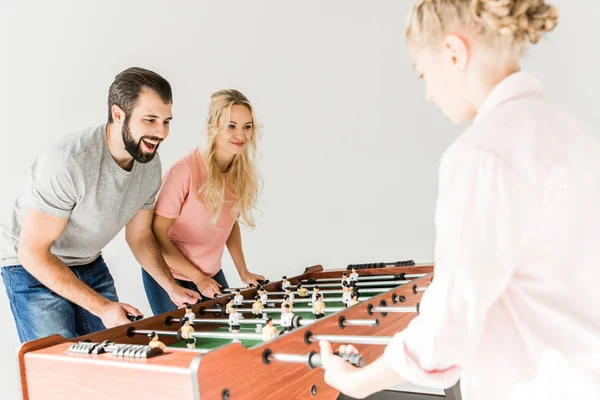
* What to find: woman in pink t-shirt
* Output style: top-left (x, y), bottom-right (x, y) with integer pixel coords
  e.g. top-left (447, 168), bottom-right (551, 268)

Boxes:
top-left (142, 89), bottom-right (265, 315)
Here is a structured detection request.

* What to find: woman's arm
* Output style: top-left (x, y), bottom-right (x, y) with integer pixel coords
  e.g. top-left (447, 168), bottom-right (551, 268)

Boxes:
top-left (226, 221), bottom-right (265, 286)
top-left (152, 214), bottom-right (222, 297)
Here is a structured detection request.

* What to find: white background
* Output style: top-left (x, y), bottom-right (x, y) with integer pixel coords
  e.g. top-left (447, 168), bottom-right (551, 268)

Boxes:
top-left (0, 1), bottom-right (597, 398)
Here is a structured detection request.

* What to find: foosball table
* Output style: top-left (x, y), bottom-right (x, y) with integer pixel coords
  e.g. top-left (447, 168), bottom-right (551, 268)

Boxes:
top-left (17, 260), bottom-right (452, 400)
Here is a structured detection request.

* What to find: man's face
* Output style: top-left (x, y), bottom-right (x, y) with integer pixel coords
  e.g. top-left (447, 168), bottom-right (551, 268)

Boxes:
top-left (122, 88), bottom-right (173, 163)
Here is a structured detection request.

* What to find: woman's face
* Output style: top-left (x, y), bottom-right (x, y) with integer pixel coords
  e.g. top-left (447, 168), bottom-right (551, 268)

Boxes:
top-left (215, 104), bottom-right (253, 156)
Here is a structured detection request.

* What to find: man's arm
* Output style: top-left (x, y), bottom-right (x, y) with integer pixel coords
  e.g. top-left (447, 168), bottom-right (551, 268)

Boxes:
top-left (126, 209), bottom-right (200, 306)
top-left (126, 209), bottom-right (177, 289)
top-left (18, 207), bottom-right (138, 326)
top-left (18, 207), bottom-right (109, 314)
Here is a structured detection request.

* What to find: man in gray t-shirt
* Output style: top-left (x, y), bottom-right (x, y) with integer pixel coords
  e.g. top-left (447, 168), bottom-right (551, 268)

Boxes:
top-left (0, 67), bottom-right (199, 343)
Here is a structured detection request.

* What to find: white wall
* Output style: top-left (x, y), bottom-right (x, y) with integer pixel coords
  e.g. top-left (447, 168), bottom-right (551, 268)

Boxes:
top-left (0, 0), bottom-right (597, 398)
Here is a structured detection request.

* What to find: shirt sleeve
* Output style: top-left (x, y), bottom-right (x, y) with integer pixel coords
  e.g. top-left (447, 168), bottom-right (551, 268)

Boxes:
top-left (383, 149), bottom-right (537, 389)
top-left (154, 162), bottom-right (192, 218)
top-left (140, 157), bottom-right (163, 211)
top-left (27, 151), bottom-right (83, 218)
top-left (142, 178), bottom-right (161, 211)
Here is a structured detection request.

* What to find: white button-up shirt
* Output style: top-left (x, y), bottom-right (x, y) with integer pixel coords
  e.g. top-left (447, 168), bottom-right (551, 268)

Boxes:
top-left (384, 71), bottom-right (600, 400)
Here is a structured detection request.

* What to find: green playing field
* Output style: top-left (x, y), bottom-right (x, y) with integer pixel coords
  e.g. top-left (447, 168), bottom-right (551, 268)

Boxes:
top-left (169, 300), bottom-right (348, 350)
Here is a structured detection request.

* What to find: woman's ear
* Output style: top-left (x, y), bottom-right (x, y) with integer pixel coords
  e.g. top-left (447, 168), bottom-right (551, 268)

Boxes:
top-left (442, 33), bottom-right (470, 71)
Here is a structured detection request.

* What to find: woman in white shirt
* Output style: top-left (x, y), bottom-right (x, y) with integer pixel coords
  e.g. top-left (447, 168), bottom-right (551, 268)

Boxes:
top-left (319, 1), bottom-right (600, 400)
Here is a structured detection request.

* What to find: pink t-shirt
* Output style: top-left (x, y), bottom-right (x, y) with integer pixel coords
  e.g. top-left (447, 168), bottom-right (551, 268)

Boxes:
top-left (154, 148), bottom-right (235, 280)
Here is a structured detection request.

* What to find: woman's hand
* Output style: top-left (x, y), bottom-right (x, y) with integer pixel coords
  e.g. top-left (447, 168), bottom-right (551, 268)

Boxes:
top-left (167, 283), bottom-right (201, 307)
top-left (319, 341), bottom-right (367, 398)
top-left (240, 270), bottom-right (266, 287)
top-left (319, 341), bottom-right (406, 399)
top-left (194, 275), bottom-right (222, 298)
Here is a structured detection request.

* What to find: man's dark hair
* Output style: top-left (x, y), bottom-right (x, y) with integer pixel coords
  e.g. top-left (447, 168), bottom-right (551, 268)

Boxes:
top-left (107, 67), bottom-right (172, 123)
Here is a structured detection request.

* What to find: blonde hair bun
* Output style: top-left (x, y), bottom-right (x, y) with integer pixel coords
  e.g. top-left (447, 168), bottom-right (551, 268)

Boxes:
top-left (473, 0), bottom-right (559, 44)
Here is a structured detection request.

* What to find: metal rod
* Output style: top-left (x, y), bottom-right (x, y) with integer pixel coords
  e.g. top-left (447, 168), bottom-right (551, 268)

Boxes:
top-left (271, 353), bottom-right (309, 364)
top-left (308, 334), bottom-right (392, 345)
top-left (268, 351), bottom-right (364, 369)
top-left (133, 329), bottom-right (262, 341)
top-left (342, 319), bottom-right (379, 327)
top-left (191, 318), bottom-right (268, 325)
top-left (302, 273), bottom-right (427, 283)
top-left (301, 280), bottom-right (409, 289)
top-left (201, 307), bottom-right (345, 314)
top-left (183, 317), bottom-right (377, 328)
top-left (241, 296), bottom-right (372, 304)
top-left (216, 287), bottom-right (390, 299)
top-left (170, 317), bottom-right (315, 327)
top-left (165, 347), bottom-right (211, 354)
top-left (272, 288), bottom-right (388, 296)
top-left (222, 280), bottom-right (408, 292)
top-left (371, 306), bottom-right (417, 313)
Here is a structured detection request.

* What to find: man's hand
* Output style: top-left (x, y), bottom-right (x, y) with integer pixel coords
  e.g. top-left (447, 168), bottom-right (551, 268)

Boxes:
top-left (240, 271), bottom-right (266, 287)
top-left (193, 276), bottom-right (222, 299)
top-left (97, 301), bottom-right (143, 328)
top-left (167, 283), bottom-right (202, 307)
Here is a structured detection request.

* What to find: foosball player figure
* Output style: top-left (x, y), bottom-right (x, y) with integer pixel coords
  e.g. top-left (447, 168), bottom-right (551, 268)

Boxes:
top-left (281, 276), bottom-right (292, 290)
top-left (225, 296), bottom-right (236, 314)
top-left (147, 331), bottom-right (166, 349)
top-left (347, 291), bottom-right (360, 307)
top-left (342, 282), bottom-right (352, 306)
top-left (258, 285), bottom-right (271, 306)
top-left (184, 303), bottom-right (196, 325)
top-left (252, 295), bottom-right (264, 318)
top-left (261, 317), bottom-right (279, 342)
top-left (178, 317), bottom-right (196, 349)
top-left (284, 287), bottom-right (295, 303)
top-left (312, 293), bottom-right (326, 319)
top-left (280, 304), bottom-right (294, 332)
top-left (311, 285), bottom-right (321, 303)
top-left (280, 294), bottom-right (293, 311)
top-left (349, 267), bottom-right (359, 282)
top-left (228, 305), bottom-right (241, 336)
top-left (233, 289), bottom-right (244, 306)
top-left (297, 282), bottom-right (309, 298)
top-left (341, 272), bottom-right (350, 287)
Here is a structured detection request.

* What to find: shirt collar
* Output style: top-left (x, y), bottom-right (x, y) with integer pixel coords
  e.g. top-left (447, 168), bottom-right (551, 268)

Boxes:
top-left (473, 70), bottom-right (544, 124)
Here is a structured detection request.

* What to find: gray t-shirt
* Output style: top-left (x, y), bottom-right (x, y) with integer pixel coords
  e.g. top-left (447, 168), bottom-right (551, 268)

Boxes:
top-left (0, 124), bottom-right (161, 267)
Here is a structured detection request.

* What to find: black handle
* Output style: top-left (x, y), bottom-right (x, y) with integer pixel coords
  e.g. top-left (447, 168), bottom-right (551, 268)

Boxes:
top-left (126, 314), bottom-right (143, 322)
top-left (308, 351), bottom-right (365, 369)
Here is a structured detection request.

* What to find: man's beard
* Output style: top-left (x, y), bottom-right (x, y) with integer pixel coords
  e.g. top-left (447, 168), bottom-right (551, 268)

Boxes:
top-left (122, 115), bottom-right (161, 164)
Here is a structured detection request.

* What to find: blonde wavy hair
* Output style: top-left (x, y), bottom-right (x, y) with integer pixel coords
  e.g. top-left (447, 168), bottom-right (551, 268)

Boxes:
top-left (406, 0), bottom-right (559, 55)
top-left (198, 89), bottom-right (262, 229)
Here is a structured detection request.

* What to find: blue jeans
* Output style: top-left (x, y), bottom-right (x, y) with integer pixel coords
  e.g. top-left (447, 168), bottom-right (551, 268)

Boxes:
top-left (1, 255), bottom-right (118, 343)
top-left (142, 268), bottom-right (229, 315)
